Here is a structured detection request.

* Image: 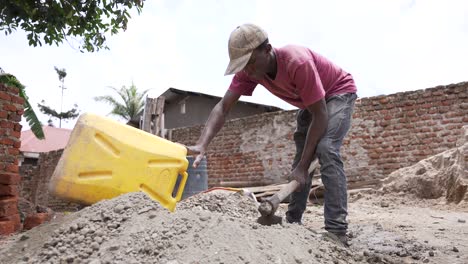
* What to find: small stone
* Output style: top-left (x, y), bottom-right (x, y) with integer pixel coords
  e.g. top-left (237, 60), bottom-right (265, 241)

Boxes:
top-left (95, 237), bottom-right (103, 244)
top-left (363, 251), bottom-right (369, 256)
top-left (429, 251), bottom-right (434, 257)
top-left (423, 259), bottom-right (430, 263)
top-left (148, 214), bottom-right (157, 219)
top-left (114, 204), bottom-right (125, 214)
top-left (452, 247), bottom-right (459, 252)
top-left (80, 228), bottom-right (90, 235)
top-left (294, 256), bottom-right (303, 263)
top-left (109, 245), bottom-right (119, 251)
top-left (138, 207), bottom-right (152, 214)
top-left (200, 215), bottom-right (211, 221)
top-left (458, 219), bottom-right (466, 223)
top-left (252, 225), bottom-right (258, 230)
top-left (19, 235), bottom-right (29, 241)
top-left (308, 249), bottom-right (312, 254)
top-left (380, 201), bottom-right (390, 207)
top-left (424, 240), bottom-right (428, 243)
top-left (412, 254), bottom-right (421, 260)
top-left (91, 242), bottom-right (100, 250)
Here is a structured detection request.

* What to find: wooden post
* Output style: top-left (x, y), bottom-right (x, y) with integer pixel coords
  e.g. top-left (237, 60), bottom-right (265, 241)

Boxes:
top-left (142, 96), bottom-right (153, 132)
top-left (154, 96), bottom-right (165, 137)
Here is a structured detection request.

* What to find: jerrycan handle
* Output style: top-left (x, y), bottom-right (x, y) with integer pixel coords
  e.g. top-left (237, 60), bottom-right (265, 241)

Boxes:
top-left (174, 171), bottom-right (189, 202)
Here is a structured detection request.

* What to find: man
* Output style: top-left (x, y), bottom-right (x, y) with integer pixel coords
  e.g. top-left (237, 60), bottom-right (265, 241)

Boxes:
top-left (187, 23), bottom-right (357, 246)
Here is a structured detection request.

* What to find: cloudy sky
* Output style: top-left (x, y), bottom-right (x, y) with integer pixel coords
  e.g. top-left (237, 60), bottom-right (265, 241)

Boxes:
top-left (1, 0), bottom-right (468, 130)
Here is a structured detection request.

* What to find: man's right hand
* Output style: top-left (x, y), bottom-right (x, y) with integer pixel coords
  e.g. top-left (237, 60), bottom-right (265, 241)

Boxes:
top-left (186, 145), bottom-right (206, 168)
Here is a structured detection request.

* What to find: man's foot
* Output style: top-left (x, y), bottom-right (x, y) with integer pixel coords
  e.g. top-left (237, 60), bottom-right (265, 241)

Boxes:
top-left (322, 232), bottom-right (350, 247)
top-left (285, 215), bottom-right (302, 225)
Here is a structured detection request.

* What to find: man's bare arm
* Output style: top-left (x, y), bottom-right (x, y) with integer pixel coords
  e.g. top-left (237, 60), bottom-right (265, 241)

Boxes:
top-left (290, 98), bottom-right (328, 186)
top-left (187, 90), bottom-right (241, 167)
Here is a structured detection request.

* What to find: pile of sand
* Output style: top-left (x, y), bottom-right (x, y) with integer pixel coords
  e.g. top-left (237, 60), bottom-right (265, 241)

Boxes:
top-left (382, 126), bottom-right (467, 204)
top-left (9, 191), bottom-right (368, 264)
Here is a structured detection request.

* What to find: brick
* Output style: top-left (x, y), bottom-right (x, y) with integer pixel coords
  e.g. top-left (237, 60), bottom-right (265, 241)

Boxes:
top-left (0, 220), bottom-right (15, 236)
top-left (0, 196), bottom-right (19, 217)
top-left (0, 138), bottom-right (14, 145)
top-left (6, 164), bottom-right (18, 173)
top-left (7, 86), bottom-right (19, 94)
top-left (0, 173), bottom-right (21, 185)
top-left (13, 141), bottom-right (21, 148)
top-left (10, 131), bottom-right (20, 139)
top-left (23, 213), bottom-right (52, 230)
top-left (0, 184), bottom-right (18, 196)
top-left (0, 213), bottom-right (21, 231)
top-left (0, 91), bottom-right (11, 101)
top-left (14, 124), bottom-right (21, 131)
top-left (7, 148), bottom-right (19, 155)
top-left (7, 113), bottom-right (21, 122)
top-left (2, 104), bottom-right (16, 112)
top-left (16, 109), bottom-right (24, 115)
top-left (0, 111), bottom-right (7, 119)
top-left (0, 120), bottom-right (14, 128)
top-left (11, 96), bottom-right (24, 105)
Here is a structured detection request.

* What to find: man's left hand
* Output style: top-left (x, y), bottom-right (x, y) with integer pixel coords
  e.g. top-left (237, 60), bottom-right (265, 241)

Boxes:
top-left (289, 166), bottom-right (308, 191)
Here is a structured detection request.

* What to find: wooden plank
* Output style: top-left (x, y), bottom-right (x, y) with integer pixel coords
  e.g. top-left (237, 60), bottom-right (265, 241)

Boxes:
top-left (245, 184), bottom-right (285, 193)
top-left (254, 191), bottom-right (278, 198)
top-left (218, 180), bottom-right (275, 188)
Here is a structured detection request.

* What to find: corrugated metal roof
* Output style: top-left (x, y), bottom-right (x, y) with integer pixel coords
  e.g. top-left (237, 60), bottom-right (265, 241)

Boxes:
top-left (20, 126), bottom-right (72, 153)
top-left (161, 88), bottom-right (283, 111)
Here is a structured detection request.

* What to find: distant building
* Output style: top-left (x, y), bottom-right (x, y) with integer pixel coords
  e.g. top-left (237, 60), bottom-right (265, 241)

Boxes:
top-left (128, 88), bottom-right (283, 130)
top-left (20, 126), bottom-right (71, 165)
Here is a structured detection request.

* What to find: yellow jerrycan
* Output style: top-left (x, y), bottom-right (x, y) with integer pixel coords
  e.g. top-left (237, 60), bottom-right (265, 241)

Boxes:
top-left (48, 113), bottom-right (189, 212)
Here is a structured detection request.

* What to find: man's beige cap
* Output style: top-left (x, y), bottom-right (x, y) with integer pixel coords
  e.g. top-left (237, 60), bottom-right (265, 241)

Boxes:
top-left (224, 23), bottom-right (268, 76)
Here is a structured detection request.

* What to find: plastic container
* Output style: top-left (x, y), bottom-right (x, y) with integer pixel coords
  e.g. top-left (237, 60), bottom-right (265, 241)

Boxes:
top-left (48, 113), bottom-right (189, 212)
top-left (173, 156), bottom-right (208, 200)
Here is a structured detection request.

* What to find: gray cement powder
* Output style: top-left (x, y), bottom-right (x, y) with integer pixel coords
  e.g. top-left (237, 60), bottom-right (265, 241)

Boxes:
top-left (17, 191), bottom-right (366, 264)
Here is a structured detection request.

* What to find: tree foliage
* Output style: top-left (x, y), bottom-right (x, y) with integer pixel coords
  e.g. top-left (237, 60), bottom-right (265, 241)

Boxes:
top-left (54, 66), bottom-right (67, 82)
top-left (0, 71), bottom-right (45, 139)
top-left (0, 0), bottom-right (145, 52)
top-left (94, 83), bottom-right (147, 121)
top-left (37, 100), bottom-right (79, 126)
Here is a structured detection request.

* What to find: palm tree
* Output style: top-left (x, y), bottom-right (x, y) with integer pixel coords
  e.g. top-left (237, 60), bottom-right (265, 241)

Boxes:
top-left (94, 82), bottom-right (148, 121)
top-left (0, 70), bottom-right (44, 139)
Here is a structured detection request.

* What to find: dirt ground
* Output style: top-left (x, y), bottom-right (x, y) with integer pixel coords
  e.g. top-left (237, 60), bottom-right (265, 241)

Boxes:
top-left (0, 189), bottom-right (466, 264)
top-left (298, 190), bottom-right (468, 263)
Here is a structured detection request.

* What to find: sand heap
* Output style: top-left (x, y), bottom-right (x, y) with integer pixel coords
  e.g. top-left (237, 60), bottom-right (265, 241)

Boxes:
top-left (10, 191), bottom-right (369, 264)
top-left (382, 125), bottom-right (468, 204)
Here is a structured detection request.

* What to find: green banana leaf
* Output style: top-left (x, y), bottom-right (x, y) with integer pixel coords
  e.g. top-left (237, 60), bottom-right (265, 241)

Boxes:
top-left (0, 73), bottom-right (45, 140)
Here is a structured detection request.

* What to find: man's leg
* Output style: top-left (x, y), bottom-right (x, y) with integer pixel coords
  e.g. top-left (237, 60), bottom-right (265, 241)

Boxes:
top-left (286, 109), bottom-right (313, 224)
top-left (315, 93), bottom-right (357, 235)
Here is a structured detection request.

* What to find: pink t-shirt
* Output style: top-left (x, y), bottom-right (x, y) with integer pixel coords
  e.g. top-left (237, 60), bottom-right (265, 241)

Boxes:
top-left (228, 45), bottom-right (357, 109)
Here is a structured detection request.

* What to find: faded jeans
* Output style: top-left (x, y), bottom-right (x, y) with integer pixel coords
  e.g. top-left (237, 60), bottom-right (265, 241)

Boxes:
top-left (286, 92), bottom-right (357, 235)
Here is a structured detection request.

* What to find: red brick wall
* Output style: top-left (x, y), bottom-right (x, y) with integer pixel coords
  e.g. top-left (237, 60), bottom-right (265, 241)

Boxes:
top-left (0, 83), bottom-right (24, 235)
top-left (171, 82), bottom-right (468, 189)
top-left (19, 150), bottom-right (82, 212)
